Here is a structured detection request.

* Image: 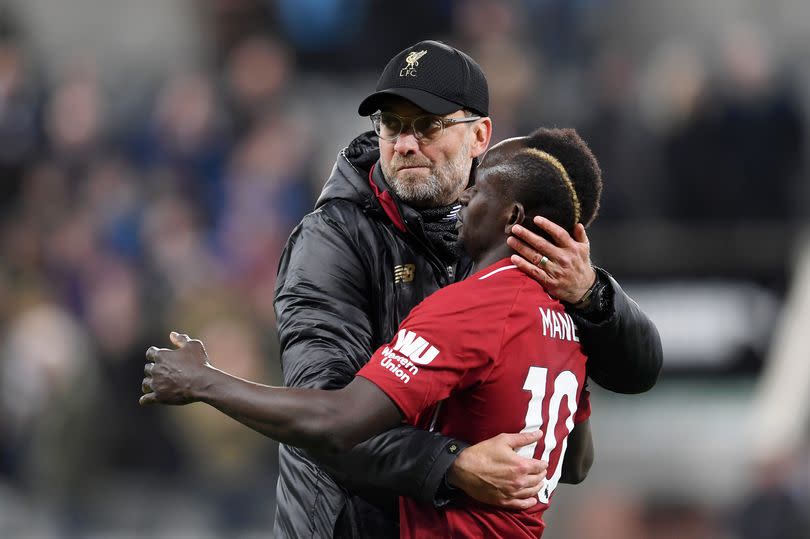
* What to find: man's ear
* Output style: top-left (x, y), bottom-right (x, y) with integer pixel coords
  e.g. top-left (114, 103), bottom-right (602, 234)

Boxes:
top-left (470, 117), bottom-right (493, 158)
top-left (505, 202), bottom-right (525, 233)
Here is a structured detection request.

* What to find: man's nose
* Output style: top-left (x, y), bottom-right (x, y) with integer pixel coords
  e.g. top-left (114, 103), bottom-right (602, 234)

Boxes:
top-left (393, 131), bottom-right (420, 155)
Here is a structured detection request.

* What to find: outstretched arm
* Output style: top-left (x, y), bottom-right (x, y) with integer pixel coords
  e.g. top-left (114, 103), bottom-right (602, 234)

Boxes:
top-left (142, 333), bottom-right (549, 509)
top-left (508, 217), bottom-right (662, 394)
top-left (141, 333), bottom-right (403, 454)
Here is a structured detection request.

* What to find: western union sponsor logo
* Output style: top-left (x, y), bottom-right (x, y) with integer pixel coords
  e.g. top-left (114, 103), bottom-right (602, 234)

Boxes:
top-left (392, 329), bottom-right (439, 365)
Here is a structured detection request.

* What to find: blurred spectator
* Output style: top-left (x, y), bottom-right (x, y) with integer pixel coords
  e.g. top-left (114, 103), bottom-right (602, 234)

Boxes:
top-left (140, 189), bottom-right (222, 300)
top-left (658, 26), bottom-right (805, 222)
top-left (454, 0), bottom-right (517, 45)
top-left (0, 303), bottom-right (100, 506)
top-left (733, 450), bottom-right (810, 539)
top-left (216, 113), bottom-right (314, 324)
top-left (469, 35), bottom-right (539, 140)
top-left (638, 39), bottom-right (709, 137)
top-left (566, 487), bottom-right (645, 539)
top-left (44, 60), bottom-right (107, 172)
top-left (276, 0), bottom-right (367, 53)
top-left (129, 72), bottom-right (230, 226)
top-left (78, 157), bottom-right (143, 258)
top-left (81, 255), bottom-right (183, 477)
top-left (224, 36), bottom-right (294, 137)
top-left (579, 47), bottom-right (664, 220)
top-left (0, 40), bottom-right (37, 209)
top-left (282, 0), bottom-right (453, 71)
top-left (16, 161), bottom-right (72, 234)
top-left (641, 495), bottom-right (722, 539)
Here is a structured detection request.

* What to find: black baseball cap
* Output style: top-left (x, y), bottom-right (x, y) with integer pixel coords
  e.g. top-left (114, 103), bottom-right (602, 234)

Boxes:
top-left (358, 40), bottom-right (489, 117)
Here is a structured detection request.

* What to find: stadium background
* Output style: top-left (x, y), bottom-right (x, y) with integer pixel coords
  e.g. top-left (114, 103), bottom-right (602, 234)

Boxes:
top-left (0, 0), bottom-right (807, 537)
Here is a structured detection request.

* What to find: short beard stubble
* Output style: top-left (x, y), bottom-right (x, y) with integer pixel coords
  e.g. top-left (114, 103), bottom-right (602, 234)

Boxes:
top-left (381, 138), bottom-right (472, 209)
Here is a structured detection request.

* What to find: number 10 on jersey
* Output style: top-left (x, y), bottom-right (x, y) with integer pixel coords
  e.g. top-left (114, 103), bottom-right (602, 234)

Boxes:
top-left (517, 366), bottom-right (580, 504)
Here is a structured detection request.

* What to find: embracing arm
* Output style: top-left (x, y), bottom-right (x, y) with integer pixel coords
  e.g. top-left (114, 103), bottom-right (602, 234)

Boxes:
top-left (572, 269), bottom-right (662, 394)
top-left (508, 217), bottom-right (663, 394)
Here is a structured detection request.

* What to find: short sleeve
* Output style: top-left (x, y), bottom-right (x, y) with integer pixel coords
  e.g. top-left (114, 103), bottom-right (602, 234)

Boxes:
top-left (357, 289), bottom-right (500, 423)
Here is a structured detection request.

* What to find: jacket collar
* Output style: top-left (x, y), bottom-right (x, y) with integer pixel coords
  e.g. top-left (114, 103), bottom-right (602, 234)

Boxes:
top-left (314, 131), bottom-right (378, 210)
top-left (368, 162), bottom-right (407, 232)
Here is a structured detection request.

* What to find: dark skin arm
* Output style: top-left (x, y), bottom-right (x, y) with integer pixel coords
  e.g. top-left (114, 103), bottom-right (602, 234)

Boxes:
top-left (142, 333), bottom-right (550, 507)
top-left (141, 333), bottom-right (403, 454)
top-left (559, 418), bottom-right (594, 484)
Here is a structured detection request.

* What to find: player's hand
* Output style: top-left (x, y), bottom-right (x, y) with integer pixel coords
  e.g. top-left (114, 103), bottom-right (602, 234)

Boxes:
top-left (447, 431), bottom-right (548, 510)
top-left (507, 217), bottom-right (596, 304)
top-left (140, 332), bottom-right (211, 406)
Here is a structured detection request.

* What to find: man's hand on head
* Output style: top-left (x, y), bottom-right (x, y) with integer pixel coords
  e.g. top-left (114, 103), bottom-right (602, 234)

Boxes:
top-left (507, 216), bottom-right (597, 304)
top-left (447, 431), bottom-right (548, 510)
top-left (140, 332), bottom-right (212, 406)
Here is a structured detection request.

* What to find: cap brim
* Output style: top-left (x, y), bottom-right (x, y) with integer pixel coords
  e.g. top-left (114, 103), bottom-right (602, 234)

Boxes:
top-left (358, 88), bottom-right (462, 116)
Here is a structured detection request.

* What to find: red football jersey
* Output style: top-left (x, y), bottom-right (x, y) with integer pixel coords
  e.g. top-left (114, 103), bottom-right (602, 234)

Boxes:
top-left (357, 258), bottom-right (590, 539)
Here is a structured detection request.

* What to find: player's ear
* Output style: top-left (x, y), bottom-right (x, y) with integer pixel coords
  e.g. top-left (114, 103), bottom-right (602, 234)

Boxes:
top-left (505, 202), bottom-right (525, 233)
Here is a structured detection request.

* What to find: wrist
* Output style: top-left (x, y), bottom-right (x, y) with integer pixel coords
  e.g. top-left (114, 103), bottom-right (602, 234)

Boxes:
top-left (447, 462), bottom-right (461, 489)
top-left (446, 441), bottom-right (471, 489)
top-left (190, 364), bottom-right (218, 403)
top-left (567, 270), bottom-right (612, 320)
top-left (435, 442), bottom-right (466, 508)
top-left (569, 270), bottom-right (599, 309)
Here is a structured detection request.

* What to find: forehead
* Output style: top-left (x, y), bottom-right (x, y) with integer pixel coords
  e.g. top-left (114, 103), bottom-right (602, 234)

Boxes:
top-left (475, 138), bottom-right (528, 194)
top-left (474, 162), bottom-right (508, 196)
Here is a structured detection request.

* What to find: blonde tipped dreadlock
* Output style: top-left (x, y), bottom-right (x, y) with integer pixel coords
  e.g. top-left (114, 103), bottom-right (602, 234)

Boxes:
top-left (522, 148), bottom-right (581, 224)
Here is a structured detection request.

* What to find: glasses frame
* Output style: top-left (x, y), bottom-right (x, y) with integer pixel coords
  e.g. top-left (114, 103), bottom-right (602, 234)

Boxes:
top-left (370, 111), bottom-right (482, 144)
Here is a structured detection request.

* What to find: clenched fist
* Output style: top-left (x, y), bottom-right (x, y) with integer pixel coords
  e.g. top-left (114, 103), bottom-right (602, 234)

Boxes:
top-left (140, 332), bottom-right (211, 406)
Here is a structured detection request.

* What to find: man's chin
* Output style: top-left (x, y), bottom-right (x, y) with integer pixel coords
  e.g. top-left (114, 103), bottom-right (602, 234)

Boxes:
top-left (389, 180), bottom-right (437, 206)
top-left (394, 168), bottom-right (430, 183)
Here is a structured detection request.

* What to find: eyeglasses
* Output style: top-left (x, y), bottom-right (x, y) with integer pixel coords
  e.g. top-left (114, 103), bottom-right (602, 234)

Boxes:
top-left (370, 111), bottom-right (482, 144)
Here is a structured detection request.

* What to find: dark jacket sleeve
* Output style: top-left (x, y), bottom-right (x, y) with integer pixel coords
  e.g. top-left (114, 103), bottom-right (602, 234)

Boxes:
top-left (568, 268), bottom-right (663, 394)
top-left (274, 208), bottom-right (465, 505)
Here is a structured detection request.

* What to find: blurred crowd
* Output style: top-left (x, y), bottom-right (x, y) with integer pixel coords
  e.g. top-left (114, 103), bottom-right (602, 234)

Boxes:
top-left (0, 0), bottom-right (807, 537)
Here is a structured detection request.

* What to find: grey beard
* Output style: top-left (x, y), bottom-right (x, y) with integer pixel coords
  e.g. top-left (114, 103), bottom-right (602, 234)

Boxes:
top-left (388, 173), bottom-right (445, 207)
top-left (383, 144), bottom-right (472, 208)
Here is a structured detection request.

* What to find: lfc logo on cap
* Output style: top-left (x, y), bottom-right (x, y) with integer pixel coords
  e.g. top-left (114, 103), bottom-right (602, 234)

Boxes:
top-left (400, 50), bottom-right (427, 77)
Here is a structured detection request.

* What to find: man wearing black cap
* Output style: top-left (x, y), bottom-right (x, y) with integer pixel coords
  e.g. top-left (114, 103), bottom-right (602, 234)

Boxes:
top-left (168, 40), bottom-right (659, 537)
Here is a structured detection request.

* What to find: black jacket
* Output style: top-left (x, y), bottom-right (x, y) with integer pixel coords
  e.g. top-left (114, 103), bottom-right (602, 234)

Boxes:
top-left (272, 132), bottom-right (662, 538)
